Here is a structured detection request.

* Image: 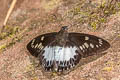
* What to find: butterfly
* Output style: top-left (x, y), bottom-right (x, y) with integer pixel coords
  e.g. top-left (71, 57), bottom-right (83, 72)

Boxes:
top-left (27, 26), bottom-right (110, 73)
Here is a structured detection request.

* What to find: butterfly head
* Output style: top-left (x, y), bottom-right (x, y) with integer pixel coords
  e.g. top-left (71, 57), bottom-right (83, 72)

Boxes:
top-left (61, 26), bottom-right (68, 31)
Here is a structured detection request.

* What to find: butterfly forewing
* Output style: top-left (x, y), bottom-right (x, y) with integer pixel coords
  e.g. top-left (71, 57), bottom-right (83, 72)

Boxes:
top-left (69, 33), bottom-right (110, 57)
top-left (27, 33), bottom-right (57, 57)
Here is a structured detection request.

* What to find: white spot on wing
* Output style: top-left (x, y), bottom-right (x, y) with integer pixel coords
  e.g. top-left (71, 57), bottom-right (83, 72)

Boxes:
top-left (85, 36), bottom-right (89, 40)
top-left (82, 45), bottom-right (85, 49)
top-left (80, 46), bottom-right (85, 52)
top-left (96, 45), bottom-right (99, 48)
top-left (37, 43), bottom-right (43, 49)
top-left (90, 43), bottom-right (94, 48)
top-left (84, 42), bottom-right (89, 48)
top-left (31, 39), bottom-right (35, 44)
top-left (79, 46), bottom-right (83, 50)
top-left (34, 44), bottom-right (38, 48)
top-left (98, 39), bottom-right (103, 44)
top-left (99, 44), bottom-right (102, 46)
top-left (41, 36), bottom-right (44, 41)
top-left (31, 39), bottom-right (35, 48)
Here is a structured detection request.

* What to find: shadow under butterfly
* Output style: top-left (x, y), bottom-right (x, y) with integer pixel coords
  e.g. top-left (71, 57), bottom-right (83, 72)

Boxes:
top-left (27, 26), bottom-right (110, 75)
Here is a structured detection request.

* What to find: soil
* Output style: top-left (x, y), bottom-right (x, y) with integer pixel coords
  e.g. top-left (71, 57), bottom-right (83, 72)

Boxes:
top-left (0, 0), bottom-right (120, 80)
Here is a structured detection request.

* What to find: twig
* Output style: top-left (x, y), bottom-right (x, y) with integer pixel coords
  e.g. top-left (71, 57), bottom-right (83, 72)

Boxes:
top-left (1, 0), bottom-right (17, 32)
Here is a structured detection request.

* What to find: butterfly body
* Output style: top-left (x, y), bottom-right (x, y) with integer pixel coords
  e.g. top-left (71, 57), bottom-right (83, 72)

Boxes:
top-left (27, 26), bottom-right (110, 73)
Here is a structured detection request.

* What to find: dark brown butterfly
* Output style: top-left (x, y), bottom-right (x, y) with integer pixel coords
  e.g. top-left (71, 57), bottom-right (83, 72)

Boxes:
top-left (27, 26), bottom-right (110, 73)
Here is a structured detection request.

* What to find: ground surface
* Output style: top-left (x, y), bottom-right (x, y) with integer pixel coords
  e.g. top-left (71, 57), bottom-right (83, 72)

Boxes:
top-left (0, 0), bottom-right (120, 80)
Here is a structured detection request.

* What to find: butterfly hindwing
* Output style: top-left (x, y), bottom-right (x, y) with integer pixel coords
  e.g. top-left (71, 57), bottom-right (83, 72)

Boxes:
top-left (27, 32), bottom-right (57, 57)
top-left (38, 41), bottom-right (81, 72)
top-left (69, 33), bottom-right (110, 57)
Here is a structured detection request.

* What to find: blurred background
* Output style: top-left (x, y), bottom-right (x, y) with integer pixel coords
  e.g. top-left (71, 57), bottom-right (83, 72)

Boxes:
top-left (0, 0), bottom-right (120, 80)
